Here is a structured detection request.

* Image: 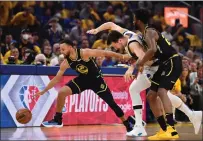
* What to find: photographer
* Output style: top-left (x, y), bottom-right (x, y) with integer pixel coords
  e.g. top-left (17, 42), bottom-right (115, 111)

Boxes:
top-left (34, 53), bottom-right (47, 66)
top-left (5, 48), bottom-right (22, 64)
top-left (189, 66), bottom-right (203, 110)
top-left (22, 49), bottom-right (36, 64)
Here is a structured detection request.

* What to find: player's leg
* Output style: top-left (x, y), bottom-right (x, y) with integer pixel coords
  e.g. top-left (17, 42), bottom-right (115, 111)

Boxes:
top-left (127, 73), bottom-right (150, 136)
top-left (147, 65), bottom-right (175, 140)
top-left (167, 91), bottom-right (202, 134)
top-left (42, 86), bottom-right (72, 127)
top-left (91, 77), bottom-right (133, 133)
top-left (129, 73), bottom-right (150, 126)
top-left (42, 77), bottom-right (85, 127)
top-left (153, 57), bottom-right (182, 139)
top-left (97, 87), bottom-right (133, 133)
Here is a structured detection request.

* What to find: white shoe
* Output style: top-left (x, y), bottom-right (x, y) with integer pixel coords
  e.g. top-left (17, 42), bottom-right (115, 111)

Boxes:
top-left (130, 115), bottom-right (147, 127)
top-left (126, 125), bottom-right (147, 136)
top-left (190, 111), bottom-right (202, 134)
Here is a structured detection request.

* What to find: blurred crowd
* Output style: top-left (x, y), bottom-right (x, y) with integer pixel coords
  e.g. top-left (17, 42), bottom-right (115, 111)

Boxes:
top-left (0, 1), bottom-right (202, 118)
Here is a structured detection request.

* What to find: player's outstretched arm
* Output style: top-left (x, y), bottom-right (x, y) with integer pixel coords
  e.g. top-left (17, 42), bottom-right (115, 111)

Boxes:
top-left (86, 22), bottom-right (126, 34)
top-left (35, 60), bottom-right (69, 96)
top-left (82, 48), bottom-right (130, 61)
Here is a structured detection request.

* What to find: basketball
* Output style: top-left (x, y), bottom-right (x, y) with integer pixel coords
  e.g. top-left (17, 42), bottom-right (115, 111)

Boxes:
top-left (16, 108), bottom-right (32, 124)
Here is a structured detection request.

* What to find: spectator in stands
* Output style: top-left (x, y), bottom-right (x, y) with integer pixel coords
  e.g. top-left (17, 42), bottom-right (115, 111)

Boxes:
top-left (49, 43), bottom-right (61, 66)
top-left (103, 6), bottom-right (115, 22)
top-left (10, 7), bottom-right (35, 28)
top-left (114, 8), bottom-right (124, 26)
top-left (0, 1), bottom-right (12, 26)
top-left (153, 9), bottom-right (166, 31)
top-left (4, 48), bottom-right (22, 64)
top-left (81, 18), bottom-right (94, 32)
top-left (186, 50), bottom-right (194, 63)
top-left (32, 32), bottom-right (40, 46)
top-left (190, 62), bottom-right (198, 73)
top-left (89, 3), bottom-right (101, 27)
top-left (69, 19), bottom-right (83, 44)
top-left (41, 8), bottom-right (52, 25)
top-left (50, 54), bottom-right (64, 66)
top-left (47, 17), bottom-right (64, 46)
top-left (22, 48), bottom-right (36, 64)
top-left (34, 53), bottom-right (47, 66)
top-left (42, 39), bottom-right (51, 48)
top-left (189, 66), bottom-right (203, 110)
top-left (79, 3), bottom-right (91, 19)
top-left (161, 25), bottom-right (173, 42)
top-left (43, 45), bottom-right (54, 65)
top-left (92, 33), bottom-right (108, 49)
top-left (17, 29), bottom-right (41, 60)
top-left (1, 34), bottom-right (15, 56)
top-left (52, 43), bottom-right (60, 57)
top-left (0, 53), bottom-right (5, 64)
top-left (102, 56), bottom-right (116, 67)
top-left (3, 42), bottom-right (17, 62)
top-left (80, 39), bottom-right (90, 49)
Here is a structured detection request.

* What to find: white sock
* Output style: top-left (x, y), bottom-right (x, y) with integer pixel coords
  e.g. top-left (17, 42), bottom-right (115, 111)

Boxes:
top-left (178, 103), bottom-right (193, 119)
top-left (129, 73), bottom-right (151, 127)
top-left (167, 91), bottom-right (193, 119)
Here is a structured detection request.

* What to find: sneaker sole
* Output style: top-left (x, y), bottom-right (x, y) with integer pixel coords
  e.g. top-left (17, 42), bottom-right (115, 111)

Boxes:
top-left (193, 111), bottom-right (202, 134)
top-left (42, 123), bottom-right (63, 128)
top-left (126, 132), bottom-right (147, 137)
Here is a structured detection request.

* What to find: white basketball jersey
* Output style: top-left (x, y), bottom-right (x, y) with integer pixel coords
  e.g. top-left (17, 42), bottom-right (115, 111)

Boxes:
top-left (123, 30), bottom-right (146, 59)
top-left (123, 30), bottom-right (159, 67)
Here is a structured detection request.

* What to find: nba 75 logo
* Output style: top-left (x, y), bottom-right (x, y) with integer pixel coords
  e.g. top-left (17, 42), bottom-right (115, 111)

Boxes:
top-left (19, 86), bottom-right (40, 111)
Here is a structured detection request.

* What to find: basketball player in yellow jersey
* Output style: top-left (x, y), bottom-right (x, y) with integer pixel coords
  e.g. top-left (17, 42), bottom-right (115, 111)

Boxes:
top-left (134, 8), bottom-right (182, 140)
top-left (35, 39), bottom-right (134, 133)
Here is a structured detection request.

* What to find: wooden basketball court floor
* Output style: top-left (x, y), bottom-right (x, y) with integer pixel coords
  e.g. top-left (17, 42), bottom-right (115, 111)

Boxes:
top-left (1, 123), bottom-right (202, 140)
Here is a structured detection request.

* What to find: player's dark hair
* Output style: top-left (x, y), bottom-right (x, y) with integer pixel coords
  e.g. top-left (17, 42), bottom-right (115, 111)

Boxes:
top-left (134, 8), bottom-right (150, 24)
top-left (60, 39), bottom-right (74, 47)
top-left (107, 30), bottom-right (124, 45)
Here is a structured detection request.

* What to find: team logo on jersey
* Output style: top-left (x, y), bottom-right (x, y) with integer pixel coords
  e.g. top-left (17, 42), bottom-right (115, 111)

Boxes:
top-left (100, 84), bottom-right (105, 89)
top-left (125, 33), bottom-right (133, 38)
top-left (19, 86), bottom-right (40, 111)
top-left (76, 64), bottom-right (88, 74)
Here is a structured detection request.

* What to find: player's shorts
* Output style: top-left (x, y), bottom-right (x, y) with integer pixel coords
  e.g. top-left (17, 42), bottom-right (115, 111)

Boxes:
top-left (66, 75), bottom-right (108, 94)
top-left (149, 55), bottom-right (182, 92)
top-left (142, 65), bottom-right (159, 79)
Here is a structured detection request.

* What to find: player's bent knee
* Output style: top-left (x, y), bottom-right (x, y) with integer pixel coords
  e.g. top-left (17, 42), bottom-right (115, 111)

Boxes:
top-left (157, 88), bottom-right (167, 97)
top-left (129, 83), bottom-right (140, 94)
top-left (58, 86), bottom-right (72, 97)
top-left (147, 91), bottom-right (157, 102)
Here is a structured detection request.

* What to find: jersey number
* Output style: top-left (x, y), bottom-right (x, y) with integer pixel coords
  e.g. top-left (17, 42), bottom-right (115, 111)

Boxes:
top-left (162, 35), bottom-right (171, 46)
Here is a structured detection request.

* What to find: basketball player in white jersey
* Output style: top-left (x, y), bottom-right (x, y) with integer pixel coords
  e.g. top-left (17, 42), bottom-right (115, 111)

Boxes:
top-left (87, 22), bottom-right (202, 136)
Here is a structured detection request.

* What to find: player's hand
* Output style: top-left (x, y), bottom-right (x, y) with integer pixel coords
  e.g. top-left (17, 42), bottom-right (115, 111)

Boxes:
top-left (60, 59), bottom-right (69, 71)
top-left (86, 29), bottom-right (98, 34)
top-left (124, 67), bottom-right (134, 82)
top-left (35, 90), bottom-right (46, 97)
top-left (138, 65), bottom-right (144, 73)
top-left (122, 54), bottom-right (131, 61)
top-left (135, 60), bottom-right (144, 73)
